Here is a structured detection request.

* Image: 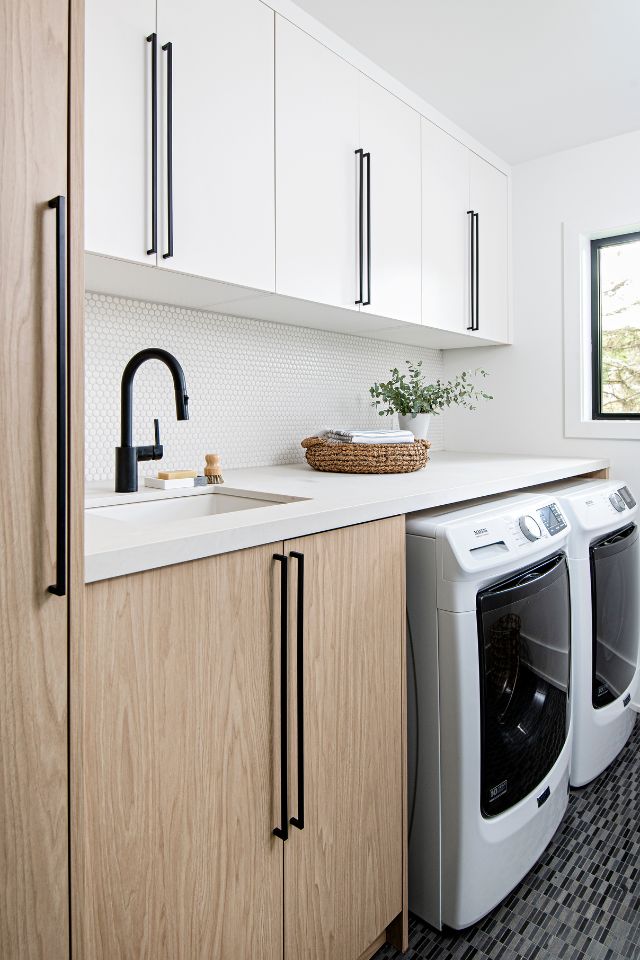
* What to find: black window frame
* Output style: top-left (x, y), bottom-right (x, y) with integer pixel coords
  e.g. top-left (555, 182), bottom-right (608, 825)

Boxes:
top-left (591, 229), bottom-right (640, 420)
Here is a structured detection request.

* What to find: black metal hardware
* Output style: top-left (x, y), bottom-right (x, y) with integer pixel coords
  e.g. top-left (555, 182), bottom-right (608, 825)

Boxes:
top-left (273, 553), bottom-right (289, 842)
top-left (154, 417), bottom-right (160, 447)
top-left (467, 210), bottom-right (475, 330)
top-left (162, 41), bottom-right (173, 259)
top-left (289, 550), bottom-right (305, 830)
top-left (115, 348), bottom-right (189, 492)
top-left (473, 211), bottom-right (479, 331)
top-left (363, 151), bottom-right (371, 306)
top-left (48, 196), bottom-right (67, 597)
top-left (147, 33), bottom-right (158, 256)
top-left (355, 148), bottom-right (364, 305)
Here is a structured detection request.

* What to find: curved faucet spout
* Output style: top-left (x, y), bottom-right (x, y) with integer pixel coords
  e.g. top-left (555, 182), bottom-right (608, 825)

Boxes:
top-left (120, 348), bottom-right (189, 448)
top-left (115, 348), bottom-right (190, 493)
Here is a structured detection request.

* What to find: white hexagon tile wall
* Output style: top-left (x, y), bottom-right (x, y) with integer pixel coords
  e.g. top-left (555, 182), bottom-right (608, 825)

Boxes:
top-left (84, 293), bottom-right (445, 482)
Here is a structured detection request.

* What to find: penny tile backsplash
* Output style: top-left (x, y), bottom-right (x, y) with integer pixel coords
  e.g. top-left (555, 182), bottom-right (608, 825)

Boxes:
top-left (85, 292), bottom-right (445, 481)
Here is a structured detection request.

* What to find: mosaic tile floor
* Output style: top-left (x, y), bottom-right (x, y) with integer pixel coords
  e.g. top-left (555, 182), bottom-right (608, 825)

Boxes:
top-left (375, 721), bottom-right (640, 960)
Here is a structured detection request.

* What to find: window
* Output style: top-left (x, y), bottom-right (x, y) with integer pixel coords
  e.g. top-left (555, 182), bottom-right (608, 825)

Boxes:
top-left (591, 231), bottom-right (640, 419)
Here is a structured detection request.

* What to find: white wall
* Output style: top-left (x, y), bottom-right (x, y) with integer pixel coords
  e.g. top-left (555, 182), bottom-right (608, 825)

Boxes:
top-left (443, 128), bottom-right (640, 491)
top-left (85, 293), bottom-right (444, 481)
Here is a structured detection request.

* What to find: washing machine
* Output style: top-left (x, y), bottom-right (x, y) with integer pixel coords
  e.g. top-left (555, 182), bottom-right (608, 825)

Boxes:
top-left (527, 478), bottom-right (639, 787)
top-left (406, 492), bottom-right (573, 931)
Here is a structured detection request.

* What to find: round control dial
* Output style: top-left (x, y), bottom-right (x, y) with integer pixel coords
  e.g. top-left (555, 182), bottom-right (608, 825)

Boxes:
top-left (519, 515), bottom-right (542, 541)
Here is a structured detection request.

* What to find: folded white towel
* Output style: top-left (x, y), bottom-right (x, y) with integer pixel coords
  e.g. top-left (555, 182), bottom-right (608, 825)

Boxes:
top-left (325, 429), bottom-right (414, 444)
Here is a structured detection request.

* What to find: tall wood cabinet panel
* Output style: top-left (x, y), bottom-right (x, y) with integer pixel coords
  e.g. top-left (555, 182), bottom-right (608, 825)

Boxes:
top-left (359, 75), bottom-right (421, 325)
top-left (156, 0), bottom-right (275, 290)
top-left (284, 518), bottom-right (406, 960)
top-left (85, 0), bottom-right (156, 263)
top-left (275, 16), bottom-right (360, 310)
top-left (1, 0), bottom-right (83, 955)
top-left (421, 119), bottom-right (470, 334)
top-left (76, 545), bottom-right (283, 960)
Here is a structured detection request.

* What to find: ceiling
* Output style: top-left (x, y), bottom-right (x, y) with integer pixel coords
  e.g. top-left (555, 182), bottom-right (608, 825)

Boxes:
top-left (292, 0), bottom-right (640, 165)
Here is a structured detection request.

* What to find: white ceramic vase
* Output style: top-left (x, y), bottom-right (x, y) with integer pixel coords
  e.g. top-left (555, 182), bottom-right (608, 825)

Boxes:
top-left (398, 412), bottom-right (431, 440)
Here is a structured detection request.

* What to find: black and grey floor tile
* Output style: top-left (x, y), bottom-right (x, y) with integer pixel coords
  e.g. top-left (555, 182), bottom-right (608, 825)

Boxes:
top-left (375, 721), bottom-right (640, 960)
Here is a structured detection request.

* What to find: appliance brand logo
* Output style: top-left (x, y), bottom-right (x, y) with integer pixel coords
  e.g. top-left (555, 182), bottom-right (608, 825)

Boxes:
top-left (474, 527), bottom-right (489, 537)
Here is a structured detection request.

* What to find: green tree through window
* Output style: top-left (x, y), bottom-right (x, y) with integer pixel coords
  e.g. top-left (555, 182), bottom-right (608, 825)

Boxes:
top-left (592, 232), bottom-right (640, 418)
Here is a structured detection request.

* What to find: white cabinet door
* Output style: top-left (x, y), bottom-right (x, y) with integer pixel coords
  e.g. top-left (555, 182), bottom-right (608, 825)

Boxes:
top-left (469, 153), bottom-right (509, 342)
top-left (157, 0), bottom-right (275, 291)
top-left (421, 119), bottom-right (470, 334)
top-left (275, 17), bottom-right (360, 310)
top-left (359, 76), bottom-right (421, 325)
top-left (85, 0), bottom-right (156, 263)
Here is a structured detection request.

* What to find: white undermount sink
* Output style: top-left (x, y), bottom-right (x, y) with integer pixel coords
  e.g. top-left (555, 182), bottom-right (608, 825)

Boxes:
top-left (88, 488), bottom-right (300, 526)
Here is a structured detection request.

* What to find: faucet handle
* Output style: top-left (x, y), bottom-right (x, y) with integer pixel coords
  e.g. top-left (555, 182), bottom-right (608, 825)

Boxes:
top-left (154, 418), bottom-right (160, 447)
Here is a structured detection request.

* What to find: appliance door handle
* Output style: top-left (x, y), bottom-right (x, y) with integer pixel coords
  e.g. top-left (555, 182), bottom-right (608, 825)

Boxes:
top-left (363, 151), bottom-right (371, 306)
top-left (147, 32), bottom-right (158, 256)
top-left (273, 553), bottom-right (289, 842)
top-left (289, 551), bottom-right (305, 830)
top-left (466, 210), bottom-right (475, 330)
top-left (162, 41), bottom-right (174, 259)
top-left (474, 211), bottom-right (479, 330)
top-left (355, 148), bottom-right (364, 305)
top-left (48, 196), bottom-right (67, 597)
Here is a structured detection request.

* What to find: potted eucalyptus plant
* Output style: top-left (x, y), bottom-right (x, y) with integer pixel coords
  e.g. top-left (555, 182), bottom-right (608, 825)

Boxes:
top-left (369, 361), bottom-right (492, 439)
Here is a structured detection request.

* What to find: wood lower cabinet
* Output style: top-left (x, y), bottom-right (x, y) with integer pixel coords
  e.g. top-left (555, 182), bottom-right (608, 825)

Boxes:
top-left (76, 544), bottom-right (283, 959)
top-left (284, 518), bottom-right (406, 960)
top-left (77, 518), bottom-right (407, 959)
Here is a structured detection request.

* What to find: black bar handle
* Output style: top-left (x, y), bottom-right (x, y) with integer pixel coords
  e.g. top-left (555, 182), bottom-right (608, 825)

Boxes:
top-left (147, 33), bottom-right (158, 256)
top-left (48, 196), bottom-right (67, 597)
top-left (355, 148), bottom-right (364, 305)
top-left (289, 551), bottom-right (305, 830)
top-left (474, 211), bottom-right (479, 331)
top-left (466, 210), bottom-right (474, 330)
top-left (273, 554), bottom-right (289, 842)
top-left (162, 41), bottom-right (174, 260)
top-left (363, 151), bottom-right (371, 306)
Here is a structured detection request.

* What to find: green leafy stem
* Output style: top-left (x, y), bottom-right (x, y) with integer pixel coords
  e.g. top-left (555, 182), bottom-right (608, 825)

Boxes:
top-left (369, 360), bottom-right (493, 417)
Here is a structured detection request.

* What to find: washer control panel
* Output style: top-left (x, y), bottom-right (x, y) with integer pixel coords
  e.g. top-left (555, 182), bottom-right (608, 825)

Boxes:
top-left (519, 515), bottom-right (542, 541)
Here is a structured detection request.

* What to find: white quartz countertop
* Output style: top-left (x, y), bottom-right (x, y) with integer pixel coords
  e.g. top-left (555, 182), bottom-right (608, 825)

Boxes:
top-left (85, 450), bottom-right (609, 583)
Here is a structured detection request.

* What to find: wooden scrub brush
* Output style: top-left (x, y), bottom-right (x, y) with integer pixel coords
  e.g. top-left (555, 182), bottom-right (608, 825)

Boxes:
top-left (204, 453), bottom-right (224, 485)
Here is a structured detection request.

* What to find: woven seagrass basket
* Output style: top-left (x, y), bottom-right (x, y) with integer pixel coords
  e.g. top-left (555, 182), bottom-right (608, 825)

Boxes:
top-left (301, 436), bottom-right (430, 474)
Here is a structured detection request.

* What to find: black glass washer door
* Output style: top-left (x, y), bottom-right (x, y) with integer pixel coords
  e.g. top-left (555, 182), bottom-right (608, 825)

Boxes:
top-left (590, 523), bottom-right (639, 708)
top-left (477, 553), bottom-right (571, 818)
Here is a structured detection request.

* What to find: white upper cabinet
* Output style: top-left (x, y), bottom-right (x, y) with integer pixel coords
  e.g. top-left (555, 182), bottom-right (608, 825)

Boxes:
top-left (421, 119), bottom-right (470, 334)
top-left (156, 0), bottom-right (275, 291)
top-left (275, 17), bottom-right (360, 311)
top-left (359, 75), bottom-right (421, 325)
top-left (469, 153), bottom-right (509, 342)
top-left (85, 0), bottom-right (156, 263)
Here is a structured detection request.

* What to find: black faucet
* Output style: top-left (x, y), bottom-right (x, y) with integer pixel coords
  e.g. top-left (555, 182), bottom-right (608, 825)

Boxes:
top-left (115, 348), bottom-right (189, 493)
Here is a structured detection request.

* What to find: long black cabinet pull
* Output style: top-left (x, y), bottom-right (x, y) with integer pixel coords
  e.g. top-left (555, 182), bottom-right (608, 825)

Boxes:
top-left (474, 211), bottom-right (479, 331)
top-left (48, 196), bottom-right (67, 597)
top-left (147, 33), bottom-right (158, 256)
top-left (363, 151), bottom-right (371, 306)
top-left (162, 41), bottom-right (174, 260)
top-left (466, 210), bottom-right (475, 330)
top-left (289, 551), bottom-right (305, 831)
top-left (273, 554), bottom-right (289, 842)
top-left (355, 148), bottom-right (364, 305)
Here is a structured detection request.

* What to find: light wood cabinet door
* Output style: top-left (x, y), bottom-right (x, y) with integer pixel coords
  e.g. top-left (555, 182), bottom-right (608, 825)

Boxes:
top-left (421, 118), bottom-right (470, 334)
top-left (156, 0), bottom-right (275, 290)
top-left (284, 518), bottom-right (406, 960)
top-left (76, 545), bottom-right (284, 959)
top-left (469, 152), bottom-right (509, 342)
top-left (0, 0), bottom-right (81, 955)
top-left (359, 76), bottom-right (421, 326)
top-left (85, 0), bottom-right (157, 263)
top-left (275, 16), bottom-right (360, 311)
